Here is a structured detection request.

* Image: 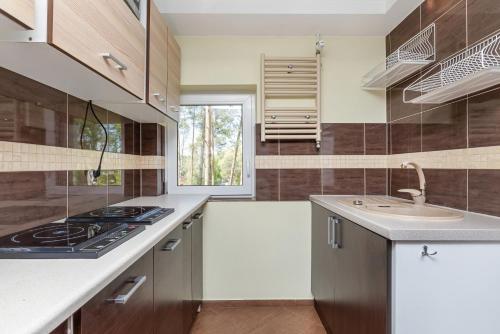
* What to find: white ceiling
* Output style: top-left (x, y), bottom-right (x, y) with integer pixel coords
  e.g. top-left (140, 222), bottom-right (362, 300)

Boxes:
top-left (155, 0), bottom-right (423, 36)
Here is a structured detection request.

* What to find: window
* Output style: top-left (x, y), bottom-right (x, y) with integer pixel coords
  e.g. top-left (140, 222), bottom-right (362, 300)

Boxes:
top-left (168, 94), bottom-right (255, 197)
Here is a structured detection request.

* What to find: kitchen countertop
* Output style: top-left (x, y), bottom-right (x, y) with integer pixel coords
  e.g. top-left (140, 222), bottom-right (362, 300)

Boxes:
top-left (0, 194), bottom-right (209, 334)
top-left (310, 195), bottom-right (500, 241)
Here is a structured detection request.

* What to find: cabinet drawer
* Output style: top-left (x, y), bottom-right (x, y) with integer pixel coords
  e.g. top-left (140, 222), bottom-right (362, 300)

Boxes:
top-left (80, 250), bottom-right (154, 334)
top-left (147, 1), bottom-right (168, 112)
top-left (49, 0), bottom-right (146, 99)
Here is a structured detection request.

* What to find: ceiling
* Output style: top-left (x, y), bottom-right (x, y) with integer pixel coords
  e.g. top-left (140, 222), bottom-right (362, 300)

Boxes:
top-left (155, 0), bottom-right (424, 36)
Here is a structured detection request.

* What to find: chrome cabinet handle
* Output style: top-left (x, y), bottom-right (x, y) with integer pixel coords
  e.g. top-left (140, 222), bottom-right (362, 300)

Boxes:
top-left (183, 221), bottom-right (194, 230)
top-left (106, 275), bottom-right (146, 304)
top-left (332, 218), bottom-right (342, 249)
top-left (193, 213), bottom-right (204, 220)
top-left (327, 216), bottom-right (333, 245)
top-left (421, 245), bottom-right (437, 257)
top-left (162, 238), bottom-right (182, 251)
top-left (153, 92), bottom-right (166, 103)
top-left (101, 53), bottom-right (128, 70)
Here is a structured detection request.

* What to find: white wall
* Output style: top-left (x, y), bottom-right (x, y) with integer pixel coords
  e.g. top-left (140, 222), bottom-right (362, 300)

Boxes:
top-left (177, 36), bottom-right (386, 123)
top-left (203, 201), bottom-right (312, 300)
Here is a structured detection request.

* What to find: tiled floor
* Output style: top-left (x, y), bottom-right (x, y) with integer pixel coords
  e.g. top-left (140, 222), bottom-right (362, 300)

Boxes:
top-left (191, 304), bottom-right (327, 334)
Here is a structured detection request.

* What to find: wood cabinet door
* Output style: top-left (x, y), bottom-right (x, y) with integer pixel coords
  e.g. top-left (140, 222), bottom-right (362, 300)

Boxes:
top-left (0, 0), bottom-right (35, 29)
top-left (311, 203), bottom-right (336, 333)
top-left (183, 220), bottom-right (194, 334)
top-left (191, 212), bottom-right (204, 316)
top-left (154, 225), bottom-right (184, 334)
top-left (166, 30), bottom-right (181, 114)
top-left (147, 1), bottom-right (168, 112)
top-left (332, 217), bottom-right (388, 334)
top-left (49, 0), bottom-right (146, 99)
top-left (80, 250), bottom-right (155, 334)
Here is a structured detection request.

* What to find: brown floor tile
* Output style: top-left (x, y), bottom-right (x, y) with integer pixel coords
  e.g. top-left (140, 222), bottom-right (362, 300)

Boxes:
top-left (191, 305), bottom-right (326, 334)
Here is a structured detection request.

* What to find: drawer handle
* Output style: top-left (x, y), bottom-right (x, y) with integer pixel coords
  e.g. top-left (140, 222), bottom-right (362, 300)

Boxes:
top-left (183, 221), bottom-right (194, 230)
top-left (162, 238), bottom-right (182, 251)
top-left (153, 92), bottom-right (166, 103)
top-left (193, 213), bottom-right (204, 220)
top-left (106, 275), bottom-right (146, 304)
top-left (101, 53), bottom-right (128, 71)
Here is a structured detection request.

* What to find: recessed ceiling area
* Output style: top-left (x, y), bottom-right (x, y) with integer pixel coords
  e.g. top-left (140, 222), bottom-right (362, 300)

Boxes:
top-left (155, 0), bottom-right (424, 36)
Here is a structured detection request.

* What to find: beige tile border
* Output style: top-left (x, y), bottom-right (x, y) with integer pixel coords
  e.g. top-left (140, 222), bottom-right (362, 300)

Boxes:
top-left (256, 146), bottom-right (500, 170)
top-left (0, 141), bottom-right (165, 171)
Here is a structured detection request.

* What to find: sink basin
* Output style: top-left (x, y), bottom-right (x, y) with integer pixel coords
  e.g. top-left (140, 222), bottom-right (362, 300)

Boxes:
top-left (338, 197), bottom-right (464, 221)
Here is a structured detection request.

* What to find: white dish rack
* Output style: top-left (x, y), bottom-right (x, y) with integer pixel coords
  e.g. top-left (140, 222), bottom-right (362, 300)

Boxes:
top-left (362, 24), bottom-right (436, 89)
top-left (404, 30), bottom-right (500, 104)
top-left (260, 54), bottom-right (321, 148)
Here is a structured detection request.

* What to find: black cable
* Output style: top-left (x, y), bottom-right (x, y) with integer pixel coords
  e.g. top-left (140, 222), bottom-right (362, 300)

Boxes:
top-left (81, 100), bottom-right (108, 179)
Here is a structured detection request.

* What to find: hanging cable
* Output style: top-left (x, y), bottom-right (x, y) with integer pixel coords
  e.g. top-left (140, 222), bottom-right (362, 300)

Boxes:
top-left (81, 100), bottom-right (108, 182)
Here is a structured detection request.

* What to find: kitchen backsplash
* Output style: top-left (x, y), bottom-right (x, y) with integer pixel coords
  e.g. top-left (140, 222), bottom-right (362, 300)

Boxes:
top-left (256, 0), bottom-right (500, 218)
top-left (0, 67), bottom-right (166, 236)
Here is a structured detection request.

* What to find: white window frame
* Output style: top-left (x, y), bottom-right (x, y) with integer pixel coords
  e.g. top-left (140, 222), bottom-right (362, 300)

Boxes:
top-left (167, 94), bottom-right (255, 198)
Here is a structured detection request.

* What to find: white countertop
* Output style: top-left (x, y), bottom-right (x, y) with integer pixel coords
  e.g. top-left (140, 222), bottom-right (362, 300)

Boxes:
top-left (310, 195), bottom-right (500, 241)
top-left (0, 194), bottom-right (209, 334)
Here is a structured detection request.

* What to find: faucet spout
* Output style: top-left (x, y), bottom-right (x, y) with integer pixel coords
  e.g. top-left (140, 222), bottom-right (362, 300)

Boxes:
top-left (399, 161), bottom-right (426, 205)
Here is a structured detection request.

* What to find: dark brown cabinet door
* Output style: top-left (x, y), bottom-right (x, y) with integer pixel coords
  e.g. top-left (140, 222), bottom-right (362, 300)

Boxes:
top-left (311, 203), bottom-right (336, 333)
top-left (311, 203), bottom-right (389, 334)
top-left (183, 220), bottom-right (194, 334)
top-left (332, 217), bottom-right (389, 334)
top-left (154, 225), bottom-right (184, 334)
top-left (191, 212), bottom-right (203, 316)
top-left (80, 250), bottom-right (154, 334)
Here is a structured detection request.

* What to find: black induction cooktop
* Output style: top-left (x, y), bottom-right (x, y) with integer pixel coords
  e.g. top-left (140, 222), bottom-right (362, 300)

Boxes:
top-left (0, 222), bottom-right (144, 259)
top-left (65, 206), bottom-right (174, 224)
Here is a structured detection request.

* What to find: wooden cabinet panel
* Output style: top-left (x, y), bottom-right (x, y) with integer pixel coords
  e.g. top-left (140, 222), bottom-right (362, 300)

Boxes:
top-left (167, 30), bottom-right (181, 114)
top-left (154, 225), bottom-right (184, 334)
top-left (0, 0), bottom-right (35, 29)
top-left (49, 0), bottom-right (146, 99)
top-left (311, 203), bottom-right (389, 334)
top-left (80, 250), bottom-right (154, 334)
top-left (191, 212), bottom-right (203, 315)
top-left (311, 203), bottom-right (336, 333)
top-left (332, 217), bottom-right (388, 334)
top-left (147, 1), bottom-right (168, 112)
top-left (182, 220), bottom-right (194, 334)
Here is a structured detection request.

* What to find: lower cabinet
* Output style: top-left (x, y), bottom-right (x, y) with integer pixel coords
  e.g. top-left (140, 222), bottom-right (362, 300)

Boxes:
top-left (183, 218), bottom-right (194, 334)
top-left (154, 225), bottom-right (184, 334)
top-left (311, 203), bottom-right (389, 334)
top-left (80, 250), bottom-right (155, 334)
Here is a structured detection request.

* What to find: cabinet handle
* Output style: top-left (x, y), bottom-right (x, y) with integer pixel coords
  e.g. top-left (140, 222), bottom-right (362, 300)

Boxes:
top-left (327, 216), bottom-right (333, 245)
top-left (162, 238), bottom-right (182, 251)
top-left (331, 218), bottom-right (342, 249)
top-left (106, 275), bottom-right (146, 304)
top-left (101, 53), bottom-right (128, 70)
top-left (193, 213), bottom-right (204, 220)
top-left (153, 92), bottom-right (166, 103)
top-left (183, 221), bottom-right (194, 230)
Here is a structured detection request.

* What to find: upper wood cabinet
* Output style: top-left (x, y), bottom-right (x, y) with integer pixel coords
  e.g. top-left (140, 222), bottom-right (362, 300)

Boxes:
top-left (147, 2), bottom-right (168, 113)
top-left (0, 0), bottom-right (35, 29)
top-left (167, 29), bottom-right (181, 114)
top-left (48, 0), bottom-right (146, 99)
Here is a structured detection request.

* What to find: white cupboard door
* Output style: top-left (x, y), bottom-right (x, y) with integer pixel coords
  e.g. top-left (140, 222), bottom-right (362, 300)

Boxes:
top-left (392, 242), bottom-right (500, 334)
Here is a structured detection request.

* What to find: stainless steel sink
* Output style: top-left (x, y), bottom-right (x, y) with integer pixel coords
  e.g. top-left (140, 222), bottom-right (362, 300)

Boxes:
top-left (338, 197), bottom-right (464, 221)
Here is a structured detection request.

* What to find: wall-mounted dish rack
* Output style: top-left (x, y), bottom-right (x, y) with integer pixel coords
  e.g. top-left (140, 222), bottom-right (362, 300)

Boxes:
top-left (260, 54), bottom-right (321, 148)
top-left (362, 24), bottom-right (436, 89)
top-left (404, 30), bottom-right (500, 104)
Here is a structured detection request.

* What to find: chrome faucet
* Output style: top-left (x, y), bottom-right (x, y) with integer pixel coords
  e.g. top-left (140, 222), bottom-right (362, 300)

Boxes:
top-left (398, 161), bottom-right (426, 205)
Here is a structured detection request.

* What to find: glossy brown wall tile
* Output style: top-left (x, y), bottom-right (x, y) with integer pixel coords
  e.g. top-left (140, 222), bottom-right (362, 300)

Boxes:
top-left (322, 169), bottom-right (364, 195)
top-left (468, 170), bottom-right (500, 216)
top-left (142, 169), bottom-right (164, 196)
top-left (365, 124), bottom-right (387, 155)
top-left (390, 114), bottom-right (421, 154)
top-left (0, 171), bottom-right (67, 235)
top-left (280, 169), bottom-right (321, 201)
top-left (68, 96), bottom-right (108, 151)
top-left (141, 123), bottom-right (162, 156)
top-left (389, 7), bottom-right (421, 53)
top-left (256, 169), bottom-right (279, 201)
top-left (366, 169), bottom-right (387, 195)
top-left (389, 74), bottom-right (422, 121)
top-left (67, 170), bottom-right (108, 216)
top-left (425, 169), bottom-right (467, 210)
top-left (468, 87), bottom-right (500, 148)
top-left (421, 100), bottom-right (467, 151)
top-left (320, 123), bottom-right (364, 155)
top-left (421, 0), bottom-right (462, 28)
top-left (108, 169), bottom-right (134, 205)
top-left (467, 0), bottom-right (500, 45)
top-left (433, 0), bottom-right (466, 62)
top-left (255, 126), bottom-right (279, 155)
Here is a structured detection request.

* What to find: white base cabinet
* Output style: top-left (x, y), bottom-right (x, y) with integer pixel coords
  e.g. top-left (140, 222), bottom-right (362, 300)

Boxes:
top-left (392, 242), bottom-right (500, 334)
